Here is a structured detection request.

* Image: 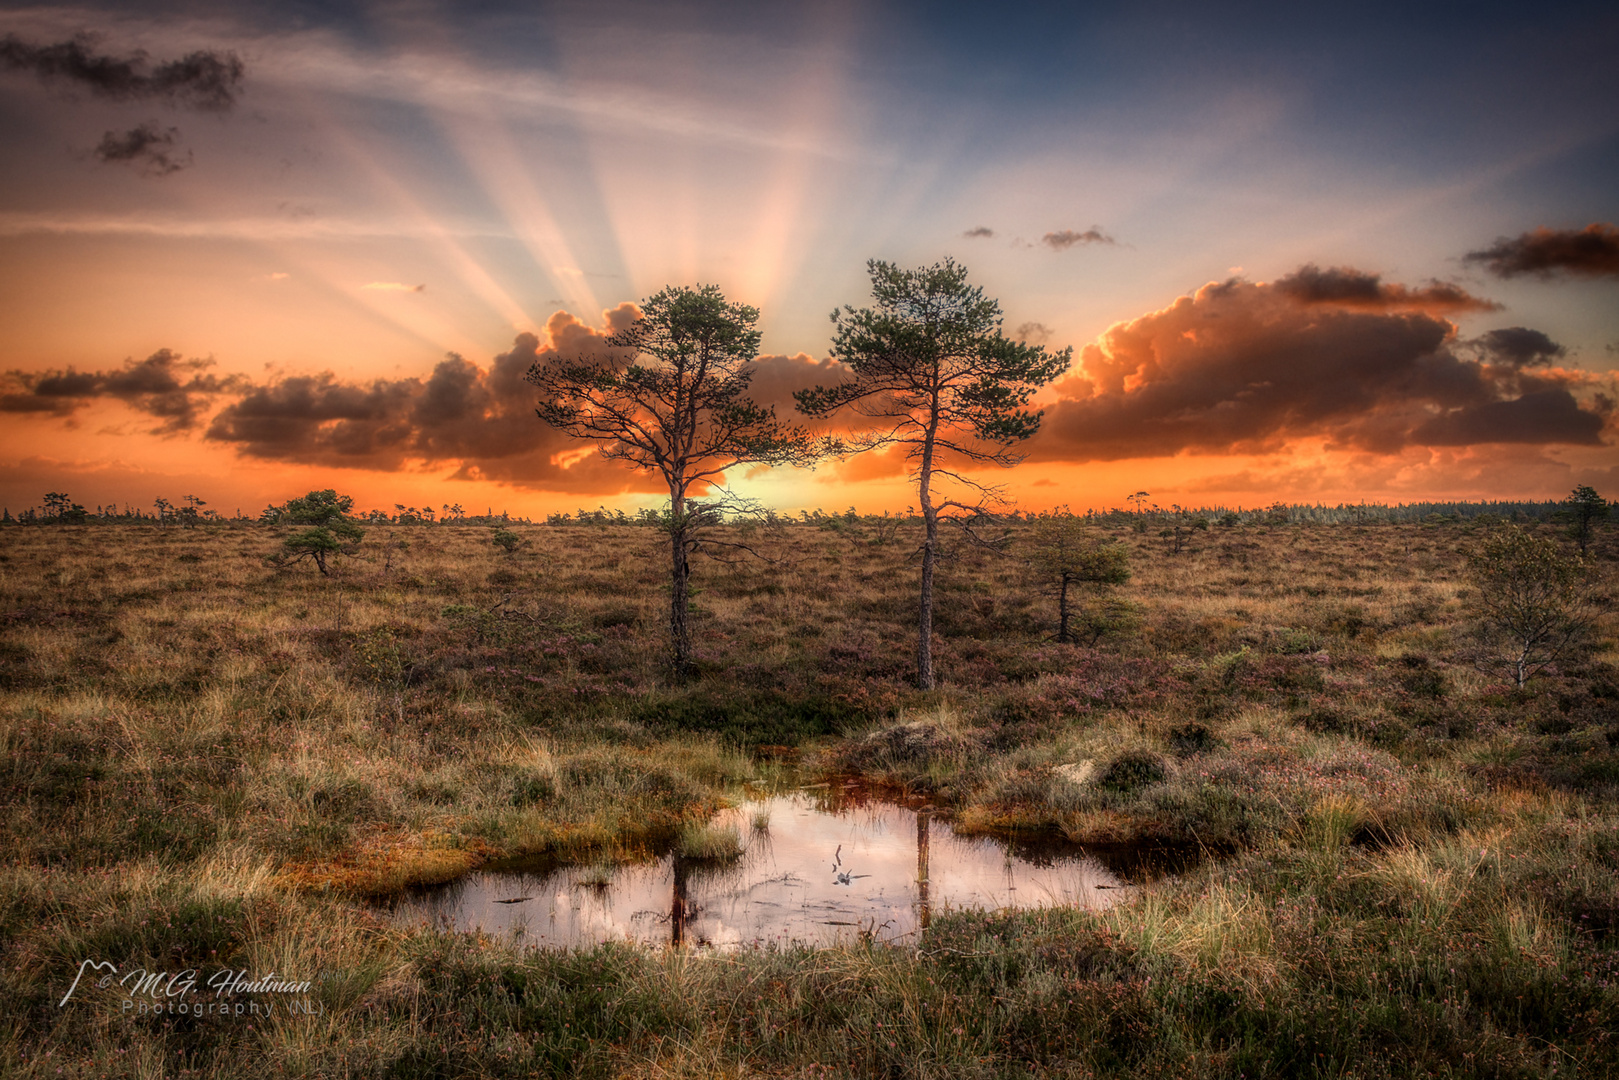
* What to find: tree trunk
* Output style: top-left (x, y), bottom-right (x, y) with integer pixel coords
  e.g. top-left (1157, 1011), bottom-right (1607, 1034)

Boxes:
top-left (670, 857), bottom-right (690, 946)
top-left (1056, 573), bottom-right (1072, 644)
top-left (917, 511), bottom-right (937, 689)
top-left (668, 487), bottom-right (693, 679)
top-left (916, 809), bottom-right (931, 934)
top-left (916, 419), bottom-right (939, 690)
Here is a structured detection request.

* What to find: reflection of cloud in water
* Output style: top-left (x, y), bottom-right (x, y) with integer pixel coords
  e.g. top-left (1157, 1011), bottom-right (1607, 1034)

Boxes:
top-left (394, 794), bottom-right (1129, 949)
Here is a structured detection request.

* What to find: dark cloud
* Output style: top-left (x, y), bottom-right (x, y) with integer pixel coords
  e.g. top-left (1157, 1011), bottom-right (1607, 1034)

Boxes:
top-left (739, 353), bottom-right (849, 417)
top-left (1273, 264), bottom-right (1500, 312)
top-left (962, 226), bottom-right (994, 239)
top-left (192, 302), bottom-right (835, 492)
top-left (1042, 227), bottom-right (1114, 251)
top-left (1464, 223), bottom-right (1619, 280)
top-left (1014, 322), bottom-right (1053, 346)
top-left (1473, 327), bottom-right (1564, 367)
top-left (200, 305), bottom-right (673, 493)
top-left (0, 350), bottom-right (242, 433)
top-left (1027, 272), bottom-right (1608, 463)
top-left (1, 34), bottom-right (244, 174)
top-left (1409, 388), bottom-right (1602, 446)
top-left (0, 392), bottom-right (73, 417)
top-left (0, 34), bottom-right (244, 111)
top-left (94, 122), bottom-right (190, 175)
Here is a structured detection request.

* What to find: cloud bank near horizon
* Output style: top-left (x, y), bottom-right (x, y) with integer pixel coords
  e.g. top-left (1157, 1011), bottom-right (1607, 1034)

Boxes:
top-left (1026, 271), bottom-right (1611, 465)
top-left (1, 266), bottom-right (1610, 494)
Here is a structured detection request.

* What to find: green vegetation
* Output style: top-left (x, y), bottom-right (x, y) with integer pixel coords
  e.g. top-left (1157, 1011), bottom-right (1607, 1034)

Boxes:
top-left (490, 526), bottom-right (523, 556)
top-left (1029, 511), bottom-right (1132, 643)
top-left (0, 514), bottom-right (1614, 1077)
top-left (269, 489), bottom-right (366, 576)
top-left (1467, 525), bottom-right (1598, 687)
top-left (674, 820), bottom-right (743, 861)
top-left (797, 258), bottom-right (1071, 690)
top-left (528, 284), bottom-right (820, 678)
top-left (1561, 484), bottom-right (1611, 555)
top-left (41, 492), bottom-right (87, 524)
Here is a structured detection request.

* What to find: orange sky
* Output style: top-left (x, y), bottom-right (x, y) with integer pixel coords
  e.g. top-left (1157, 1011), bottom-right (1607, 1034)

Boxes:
top-left (4, 276), bottom-right (1614, 521)
top-left (1, 4), bottom-right (1616, 519)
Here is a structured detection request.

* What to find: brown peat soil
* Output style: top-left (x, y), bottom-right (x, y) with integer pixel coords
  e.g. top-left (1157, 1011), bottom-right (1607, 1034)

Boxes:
top-left (1, 516), bottom-right (1615, 1077)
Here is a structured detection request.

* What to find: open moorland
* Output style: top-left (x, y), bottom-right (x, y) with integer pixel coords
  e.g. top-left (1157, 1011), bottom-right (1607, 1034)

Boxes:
top-left (2, 514), bottom-right (1616, 1078)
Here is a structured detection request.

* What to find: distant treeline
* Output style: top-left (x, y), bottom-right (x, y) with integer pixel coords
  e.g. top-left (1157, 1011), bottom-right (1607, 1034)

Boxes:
top-left (1069, 499), bottom-right (1567, 527)
top-left (0, 495), bottom-right (1574, 528)
top-left (1, 495), bottom-right (532, 527)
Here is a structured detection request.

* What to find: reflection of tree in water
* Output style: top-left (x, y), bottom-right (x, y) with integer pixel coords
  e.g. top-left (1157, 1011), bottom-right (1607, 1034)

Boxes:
top-left (670, 857), bottom-right (689, 946)
top-left (917, 809), bottom-right (931, 934)
top-left (406, 794), bottom-right (1149, 949)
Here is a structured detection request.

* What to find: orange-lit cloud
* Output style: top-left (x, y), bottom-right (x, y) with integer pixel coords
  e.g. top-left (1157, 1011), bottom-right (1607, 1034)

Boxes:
top-left (743, 353), bottom-right (850, 417)
top-left (1464, 222), bottom-right (1619, 280)
top-left (362, 282), bottom-right (427, 293)
top-left (195, 306), bottom-right (642, 492)
top-left (1272, 264), bottom-right (1500, 312)
top-left (0, 306), bottom-right (861, 506)
top-left (1026, 270), bottom-right (1610, 464)
top-left (1, 350), bottom-right (244, 434)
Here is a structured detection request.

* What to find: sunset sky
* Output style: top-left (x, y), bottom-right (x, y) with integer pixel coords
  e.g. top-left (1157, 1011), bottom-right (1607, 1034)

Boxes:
top-left (2, 1), bottom-right (1616, 519)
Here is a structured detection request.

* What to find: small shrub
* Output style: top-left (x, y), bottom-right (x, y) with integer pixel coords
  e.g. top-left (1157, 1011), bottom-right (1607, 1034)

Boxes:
top-left (269, 489), bottom-right (364, 576)
top-left (442, 603), bottom-right (504, 645)
top-left (353, 626), bottom-right (409, 687)
top-left (592, 605), bottom-right (641, 630)
top-left (1467, 526), bottom-right (1596, 688)
top-left (409, 779), bottom-right (460, 805)
top-left (490, 527), bottom-right (524, 555)
top-left (1099, 750), bottom-right (1166, 792)
top-left (1368, 716), bottom-right (1411, 750)
top-left (311, 778), bottom-right (380, 817)
top-left (1274, 627), bottom-right (1322, 654)
top-left (1402, 668), bottom-right (1447, 698)
top-left (1027, 516), bottom-right (1132, 644)
top-left (1168, 722), bottom-right (1218, 755)
top-left (510, 772), bottom-right (555, 807)
top-left (1295, 708), bottom-right (1351, 735)
top-left (1068, 596), bottom-right (1144, 647)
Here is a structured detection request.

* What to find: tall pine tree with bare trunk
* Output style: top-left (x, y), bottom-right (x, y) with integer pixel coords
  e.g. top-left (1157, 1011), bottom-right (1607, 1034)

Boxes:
top-left (796, 258), bottom-right (1070, 689)
top-left (527, 285), bottom-right (818, 679)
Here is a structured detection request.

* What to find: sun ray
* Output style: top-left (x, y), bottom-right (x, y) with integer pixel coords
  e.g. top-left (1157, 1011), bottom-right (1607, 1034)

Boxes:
top-left (428, 108), bottom-right (608, 319)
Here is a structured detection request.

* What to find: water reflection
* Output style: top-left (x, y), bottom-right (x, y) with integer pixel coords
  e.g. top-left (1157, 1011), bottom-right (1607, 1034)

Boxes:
top-left (394, 793), bottom-right (1133, 949)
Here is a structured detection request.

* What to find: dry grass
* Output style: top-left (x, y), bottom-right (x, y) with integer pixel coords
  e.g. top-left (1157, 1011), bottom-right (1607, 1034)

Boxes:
top-left (0, 516), bottom-right (1614, 1076)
